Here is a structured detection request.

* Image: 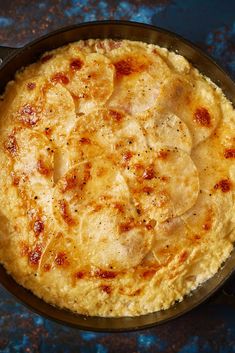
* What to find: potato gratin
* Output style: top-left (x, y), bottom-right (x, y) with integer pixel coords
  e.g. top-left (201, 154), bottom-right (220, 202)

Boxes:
top-left (0, 39), bottom-right (234, 317)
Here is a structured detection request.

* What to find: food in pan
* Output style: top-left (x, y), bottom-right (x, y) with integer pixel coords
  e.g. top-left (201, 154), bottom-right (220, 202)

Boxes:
top-left (0, 39), bottom-right (234, 317)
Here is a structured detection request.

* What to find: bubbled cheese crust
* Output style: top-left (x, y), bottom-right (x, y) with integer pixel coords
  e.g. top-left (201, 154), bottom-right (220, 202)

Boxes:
top-left (0, 39), bottom-right (234, 317)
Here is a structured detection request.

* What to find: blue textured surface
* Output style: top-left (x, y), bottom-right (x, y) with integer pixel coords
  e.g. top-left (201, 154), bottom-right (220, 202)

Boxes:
top-left (0, 1), bottom-right (235, 352)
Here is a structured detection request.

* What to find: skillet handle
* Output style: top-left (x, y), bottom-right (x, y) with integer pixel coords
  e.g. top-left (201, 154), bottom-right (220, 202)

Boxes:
top-left (0, 46), bottom-right (19, 65)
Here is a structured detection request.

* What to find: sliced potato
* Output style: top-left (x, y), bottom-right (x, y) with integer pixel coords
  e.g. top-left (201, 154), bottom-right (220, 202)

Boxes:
top-left (121, 148), bottom-right (199, 223)
top-left (107, 47), bottom-right (171, 115)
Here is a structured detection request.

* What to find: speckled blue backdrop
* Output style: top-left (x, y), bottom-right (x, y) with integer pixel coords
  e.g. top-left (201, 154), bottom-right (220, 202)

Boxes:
top-left (0, 1), bottom-right (235, 352)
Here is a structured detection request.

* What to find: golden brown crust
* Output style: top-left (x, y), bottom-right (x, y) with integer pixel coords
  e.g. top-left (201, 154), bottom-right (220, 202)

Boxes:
top-left (0, 39), bottom-right (234, 317)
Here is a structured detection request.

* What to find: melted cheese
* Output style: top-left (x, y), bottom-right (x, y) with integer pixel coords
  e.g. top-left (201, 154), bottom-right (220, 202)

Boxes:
top-left (140, 110), bottom-right (192, 153)
top-left (0, 39), bottom-right (234, 317)
top-left (157, 74), bottom-right (222, 146)
top-left (120, 148), bottom-right (199, 223)
top-left (107, 45), bottom-right (171, 115)
top-left (67, 53), bottom-right (114, 114)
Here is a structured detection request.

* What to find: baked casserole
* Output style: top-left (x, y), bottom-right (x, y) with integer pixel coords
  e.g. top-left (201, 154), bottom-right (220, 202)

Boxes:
top-left (0, 39), bottom-right (234, 317)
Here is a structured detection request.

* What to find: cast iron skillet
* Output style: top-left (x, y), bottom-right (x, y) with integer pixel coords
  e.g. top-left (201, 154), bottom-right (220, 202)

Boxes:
top-left (0, 20), bottom-right (235, 332)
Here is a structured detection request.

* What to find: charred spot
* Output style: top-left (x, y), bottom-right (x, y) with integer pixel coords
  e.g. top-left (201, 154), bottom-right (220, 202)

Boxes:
top-left (19, 104), bottom-right (38, 127)
top-left (194, 107), bottom-right (211, 127)
top-left (224, 148), bottom-right (235, 159)
top-left (160, 175), bottom-right (169, 182)
top-left (119, 219), bottom-right (135, 233)
top-left (79, 137), bottom-right (91, 144)
top-left (70, 58), bottom-right (84, 71)
top-left (152, 48), bottom-right (159, 55)
top-left (114, 56), bottom-right (147, 77)
top-left (113, 202), bottom-right (125, 213)
top-left (179, 251), bottom-right (188, 264)
top-left (75, 271), bottom-right (85, 279)
top-left (100, 285), bottom-right (112, 294)
top-left (11, 173), bottom-right (20, 186)
top-left (27, 82), bottom-right (36, 90)
top-left (95, 269), bottom-right (117, 279)
top-left (202, 223), bottom-right (211, 231)
top-left (214, 179), bottom-right (232, 193)
top-left (157, 149), bottom-right (170, 160)
top-left (43, 264), bottom-right (51, 272)
top-left (145, 219), bottom-right (156, 230)
top-left (51, 72), bottom-right (69, 85)
top-left (58, 200), bottom-right (75, 225)
top-left (122, 151), bottom-right (133, 163)
top-left (142, 166), bottom-right (155, 180)
top-left (37, 159), bottom-right (52, 176)
top-left (142, 186), bottom-right (154, 194)
top-left (4, 132), bottom-right (18, 156)
top-left (33, 219), bottom-right (44, 236)
top-left (71, 92), bottom-right (87, 100)
top-left (142, 269), bottom-right (156, 279)
top-left (55, 252), bottom-right (69, 266)
top-left (28, 245), bottom-right (42, 266)
top-left (108, 110), bottom-right (124, 122)
top-left (134, 163), bottom-right (144, 171)
top-left (114, 59), bottom-right (134, 76)
top-left (44, 127), bottom-right (52, 136)
top-left (62, 174), bottom-right (77, 193)
top-left (132, 288), bottom-right (142, 296)
top-left (92, 203), bottom-right (102, 212)
top-left (86, 72), bottom-right (97, 80)
top-left (41, 54), bottom-right (53, 63)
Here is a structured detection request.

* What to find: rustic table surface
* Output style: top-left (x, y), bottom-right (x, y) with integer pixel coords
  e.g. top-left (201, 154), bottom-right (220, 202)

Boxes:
top-left (0, 1), bottom-right (235, 352)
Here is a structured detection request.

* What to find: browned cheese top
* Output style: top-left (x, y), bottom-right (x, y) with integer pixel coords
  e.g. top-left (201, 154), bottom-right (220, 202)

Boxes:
top-left (0, 39), bottom-right (234, 317)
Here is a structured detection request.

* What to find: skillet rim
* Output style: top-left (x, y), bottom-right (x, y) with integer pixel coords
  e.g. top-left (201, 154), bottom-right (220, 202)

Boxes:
top-left (0, 20), bottom-right (235, 332)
